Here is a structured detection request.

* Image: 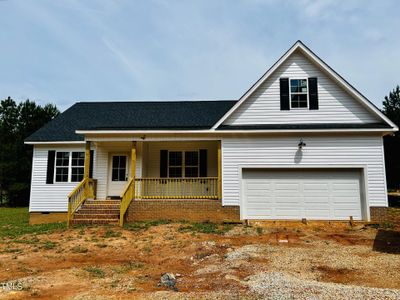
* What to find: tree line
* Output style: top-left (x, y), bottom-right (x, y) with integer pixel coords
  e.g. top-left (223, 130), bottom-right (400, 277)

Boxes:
top-left (0, 97), bottom-right (59, 206)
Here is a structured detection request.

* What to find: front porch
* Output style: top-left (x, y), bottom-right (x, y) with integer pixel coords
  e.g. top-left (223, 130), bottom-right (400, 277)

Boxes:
top-left (68, 140), bottom-right (223, 226)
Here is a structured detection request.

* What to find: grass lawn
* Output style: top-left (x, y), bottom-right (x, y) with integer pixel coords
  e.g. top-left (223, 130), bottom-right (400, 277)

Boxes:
top-left (0, 207), bottom-right (65, 240)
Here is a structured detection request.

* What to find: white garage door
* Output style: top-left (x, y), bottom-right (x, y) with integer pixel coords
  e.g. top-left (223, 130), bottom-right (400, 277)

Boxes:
top-left (242, 169), bottom-right (364, 220)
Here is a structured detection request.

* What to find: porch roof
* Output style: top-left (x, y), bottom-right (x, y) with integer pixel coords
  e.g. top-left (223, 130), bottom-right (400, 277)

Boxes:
top-left (25, 100), bottom-right (237, 142)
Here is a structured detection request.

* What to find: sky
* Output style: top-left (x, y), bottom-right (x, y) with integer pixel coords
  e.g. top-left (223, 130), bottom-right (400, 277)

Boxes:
top-left (0, 0), bottom-right (399, 111)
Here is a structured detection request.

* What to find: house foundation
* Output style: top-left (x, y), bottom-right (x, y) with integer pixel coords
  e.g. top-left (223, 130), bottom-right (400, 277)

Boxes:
top-left (29, 212), bottom-right (67, 224)
top-left (127, 199), bottom-right (240, 223)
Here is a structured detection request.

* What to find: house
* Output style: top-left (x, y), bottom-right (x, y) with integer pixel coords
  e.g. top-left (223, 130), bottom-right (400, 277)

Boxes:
top-left (25, 41), bottom-right (398, 226)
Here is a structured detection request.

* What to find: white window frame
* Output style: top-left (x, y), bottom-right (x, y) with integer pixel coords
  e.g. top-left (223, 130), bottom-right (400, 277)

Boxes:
top-left (167, 150), bottom-right (200, 178)
top-left (289, 78), bottom-right (309, 109)
top-left (54, 151), bottom-right (85, 183)
top-left (71, 152), bottom-right (85, 182)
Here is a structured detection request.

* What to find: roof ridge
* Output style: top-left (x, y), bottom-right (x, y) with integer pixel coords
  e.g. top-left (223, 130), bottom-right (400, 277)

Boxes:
top-left (76, 99), bottom-right (237, 104)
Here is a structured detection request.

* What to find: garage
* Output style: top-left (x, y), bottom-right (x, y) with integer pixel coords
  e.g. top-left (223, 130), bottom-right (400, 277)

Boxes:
top-left (242, 168), bottom-right (365, 220)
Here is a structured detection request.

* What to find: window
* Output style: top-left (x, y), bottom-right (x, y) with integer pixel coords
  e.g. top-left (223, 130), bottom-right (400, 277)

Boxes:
top-left (168, 151), bottom-right (183, 177)
top-left (168, 151), bottom-right (199, 178)
top-left (71, 152), bottom-right (85, 182)
top-left (185, 151), bottom-right (199, 177)
top-left (112, 155), bottom-right (127, 181)
top-left (55, 152), bottom-right (69, 182)
top-left (290, 79), bottom-right (308, 108)
top-left (54, 151), bottom-right (86, 183)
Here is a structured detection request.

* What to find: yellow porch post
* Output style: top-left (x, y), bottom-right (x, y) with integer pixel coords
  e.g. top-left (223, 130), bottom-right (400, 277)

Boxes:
top-left (217, 140), bottom-right (222, 200)
top-left (131, 142), bottom-right (137, 180)
top-left (131, 141), bottom-right (137, 200)
top-left (84, 141), bottom-right (91, 198)
top-left (84, 141), bottom-right (91, 179)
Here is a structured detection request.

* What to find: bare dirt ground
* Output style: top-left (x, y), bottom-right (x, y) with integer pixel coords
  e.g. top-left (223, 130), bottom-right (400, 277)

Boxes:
top-left (0, 221), bottom-right (400, 299)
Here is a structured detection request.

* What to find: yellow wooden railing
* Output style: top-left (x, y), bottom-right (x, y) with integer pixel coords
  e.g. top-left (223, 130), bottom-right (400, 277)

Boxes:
top-left (119, 177), bottom-right (135, 227)
top-left (67, 178), bottom-right (97, 227)
top-left (119, 177), bottom-right (219, 226)
top-left (134, 177), bottom-right (219, 199)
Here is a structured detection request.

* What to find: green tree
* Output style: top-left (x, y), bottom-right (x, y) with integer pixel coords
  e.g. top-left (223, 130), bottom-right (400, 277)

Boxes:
top-left (382, 86), bottom-right (400, 194)
top-left (0, 97), bottom-right (59, 206)
top-left (382, 85), bottom-right (400, 128)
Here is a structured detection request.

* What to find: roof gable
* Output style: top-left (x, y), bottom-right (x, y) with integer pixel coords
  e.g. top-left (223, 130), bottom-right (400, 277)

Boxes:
top-left (212, 41), bottom-right (398, 130)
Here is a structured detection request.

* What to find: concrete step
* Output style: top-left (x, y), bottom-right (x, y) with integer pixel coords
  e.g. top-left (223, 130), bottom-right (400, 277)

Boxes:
top-left (74, 213), bottom-right (119, 220)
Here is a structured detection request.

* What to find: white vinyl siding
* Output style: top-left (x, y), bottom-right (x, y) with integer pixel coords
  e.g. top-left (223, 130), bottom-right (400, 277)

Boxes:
top-left (221, 135), bottom-right (387, 209)
top-left (223, 50), bottom-right (379, 125)
top-left (29, 144), bottom-right (90, 212)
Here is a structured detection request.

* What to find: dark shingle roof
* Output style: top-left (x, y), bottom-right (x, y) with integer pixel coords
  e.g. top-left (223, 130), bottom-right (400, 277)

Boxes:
top-left (25, 100), bottom-right (237, 142)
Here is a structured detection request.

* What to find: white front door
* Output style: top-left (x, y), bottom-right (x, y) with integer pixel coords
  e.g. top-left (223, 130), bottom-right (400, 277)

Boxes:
top-left (107, 153), bottom-right (129, 197)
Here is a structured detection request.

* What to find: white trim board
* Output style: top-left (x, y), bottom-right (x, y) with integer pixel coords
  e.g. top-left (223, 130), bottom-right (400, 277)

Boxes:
top-left (75, 128), bottom-right (395, 135)
top-left (25, 141), bottom-right (85, 145)
top-left (212, 40), bottom-right (398, 131)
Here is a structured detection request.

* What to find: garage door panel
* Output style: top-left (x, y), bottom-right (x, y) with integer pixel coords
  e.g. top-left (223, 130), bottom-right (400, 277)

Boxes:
top-left (305, 209), bottom-right (330, 218)
top-left (304, 201), bottom-right (330, 208)
top-left (275, 209), bottom-right (301, 217)
top-left (248, 210), bottom-right (274, 217)
top-left (243, 169), bottom-right (363, 220)
top-left (247, 202), bottom-right (274, 208)
top-left (275, 183), bottom-right (300, 191)
top-left (332, 196), bottom-right (360, 204)
top-left (303, 183), bottom-right (329, 190)
top-left (332, 184), bottom-right (359, 191)
top-left (334, 209), bottom-right (362, 220)
top-left (245, 182), bottom-right (272, 190)
top-left (275, 197), bottom-right (301, 204)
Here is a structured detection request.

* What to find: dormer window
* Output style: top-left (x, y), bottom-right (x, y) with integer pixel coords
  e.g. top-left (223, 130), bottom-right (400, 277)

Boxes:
top-left (290, 79), bottom-right (308, 108)
top-left (280, 77), bottom-right (318, 111)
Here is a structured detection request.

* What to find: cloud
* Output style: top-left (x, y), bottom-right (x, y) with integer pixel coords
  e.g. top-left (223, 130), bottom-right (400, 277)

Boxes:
top-left (0, 0), bottom-right (399, 109)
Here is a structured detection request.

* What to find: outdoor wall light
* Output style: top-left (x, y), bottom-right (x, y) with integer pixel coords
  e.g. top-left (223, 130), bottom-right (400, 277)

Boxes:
top-left (298, 138), bottom-right (306, 149)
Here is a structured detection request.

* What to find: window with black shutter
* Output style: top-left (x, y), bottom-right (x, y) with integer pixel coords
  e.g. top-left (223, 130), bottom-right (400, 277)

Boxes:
top-left (280, 77), bottom-right (319, 110)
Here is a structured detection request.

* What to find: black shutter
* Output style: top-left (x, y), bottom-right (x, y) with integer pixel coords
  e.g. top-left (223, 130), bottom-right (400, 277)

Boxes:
top-left (46, 150), bottom-right (56, 184)
top-left (89, 150), bottom-right (94, 178)
top-left (280, 78), bottom-right (290, 110)
top-left (308, 77), bottom-right (319, 110)
top-left (160, 150), bottom-right (168, 178)
top-left (199, 149), bottom-right (207, 177)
